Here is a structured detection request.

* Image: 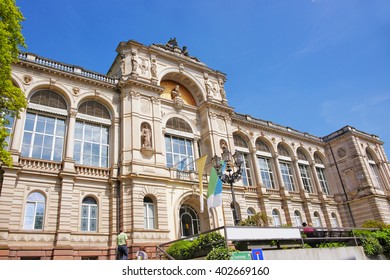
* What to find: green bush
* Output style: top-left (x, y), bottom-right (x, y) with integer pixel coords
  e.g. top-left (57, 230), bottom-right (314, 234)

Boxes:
top-left (353, 221), bottom-right (390, 257)
top-left (206, 246), bottom-right (233, 260)
top-left (316, 242), bottom-right (346, 248)
top-left (354, 230), bottom-right (384, 256)
top-left (362, 220), bottom-right (389, 229)
top-left (166, 240), bottom-right (194, 260)
top-left (193, 232), bottom-right (225, 251)
top-left (166, 232), bottom-right (225, 260)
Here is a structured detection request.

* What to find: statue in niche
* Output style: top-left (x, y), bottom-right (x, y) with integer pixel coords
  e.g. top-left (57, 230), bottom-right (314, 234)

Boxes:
top-left (171, 85), bottom-right (181, 99)
top-left (141, 123), bottom-right (152, 148)
top-left (219, 79), bottom-right (226, 100)
top-left (171, 85), bottom-right (184, 109)
top-left (131, 51), bottom-right (138, 73)
top-left (220, 140), bottom-right (228, 150)
top-left (120, 54), bottom-right (126, 74)
top-left (151, 58), bottom-right (157, 78)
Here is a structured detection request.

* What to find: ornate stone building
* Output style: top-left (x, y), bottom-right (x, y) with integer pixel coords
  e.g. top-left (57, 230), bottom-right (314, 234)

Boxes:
top-left (1, 39), bottom-right (389, 259)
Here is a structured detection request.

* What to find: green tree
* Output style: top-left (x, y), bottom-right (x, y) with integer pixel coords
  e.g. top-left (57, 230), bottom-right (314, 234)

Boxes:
top-left (0, 0), bottom-right (27, 166)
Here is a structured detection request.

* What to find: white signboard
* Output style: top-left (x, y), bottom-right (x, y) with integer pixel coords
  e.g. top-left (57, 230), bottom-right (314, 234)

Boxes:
top-left (225, 227), bottom-right (301, 241)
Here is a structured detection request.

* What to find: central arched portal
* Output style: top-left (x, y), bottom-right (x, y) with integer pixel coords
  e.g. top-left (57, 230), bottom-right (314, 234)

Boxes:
top-left (180, 205), bottom-right (199, 237)
top-left (178, 196), bottom-right (211, 238)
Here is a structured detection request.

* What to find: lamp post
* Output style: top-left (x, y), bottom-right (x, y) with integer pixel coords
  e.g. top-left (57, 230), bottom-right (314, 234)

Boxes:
top-left (212, 146), bottom-right (243, 226)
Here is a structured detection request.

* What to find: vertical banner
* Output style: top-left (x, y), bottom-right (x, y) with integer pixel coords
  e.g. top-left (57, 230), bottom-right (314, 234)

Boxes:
top-left (195, 155), bottom-right (208, 213)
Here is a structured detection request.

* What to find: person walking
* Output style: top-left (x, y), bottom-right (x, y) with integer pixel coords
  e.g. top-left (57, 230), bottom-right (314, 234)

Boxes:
top-left (117, 228), bottom-right (128, 260)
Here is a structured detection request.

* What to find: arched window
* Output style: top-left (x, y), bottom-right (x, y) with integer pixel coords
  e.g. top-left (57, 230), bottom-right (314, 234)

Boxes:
top-left (297, 148), bottom-right (314, 193)
top-left (247, 208), bottom-right (255, 218)
top-left (256, 139), bottom-right (275, 189)
top-left (165, 117), bottom-right (195, 170)
top-left (256, 139), bottom-right (270, 153)
top-left (293, 210), bottom-right (302, 227)
top-left (166, 117), bottom-right (192, 133)
top-left (180, 205), bottom-right (199, 237)
top-left (22, 90), bottom-right (67, 161)
top-left (144, 197), bottom-right (155, 229)
top-left (366, 150), bottom-right (383, 190)
top-left (234, 134), bottom-right (253, 186)
top-left (74, 101), bottom-right (110, 168)
top-left (278, 144), bottom-right (295, 191)
top-left (314, 152), bottom-right (330, 195)
top-left (277, 145), bottom-right (290, 157)
top-left (313, 211), bottom-right (322, 227)
top-left (331, 212), bottom-right (340, 228)
top-left (272, 209), bottom-right (281, 227)
top-left (81, 197), bottom-right (98, 232)
top-left (24, 192), bottom-right (45, 230)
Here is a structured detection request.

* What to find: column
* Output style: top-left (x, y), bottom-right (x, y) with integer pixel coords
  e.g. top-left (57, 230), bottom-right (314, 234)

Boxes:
top-left (63, 109), bottom-right (77, 171)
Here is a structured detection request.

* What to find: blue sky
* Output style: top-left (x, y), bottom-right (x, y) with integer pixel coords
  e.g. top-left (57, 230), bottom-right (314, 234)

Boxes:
top-left (17, 0), bottom-right (390, 154)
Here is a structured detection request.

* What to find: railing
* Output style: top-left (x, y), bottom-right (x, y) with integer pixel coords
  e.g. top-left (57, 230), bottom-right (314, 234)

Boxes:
top-left (17, 52), bottom-right (118, 85)
top-left (265, 188), bottom-right (280, 195)
top-left (19, 158), bottom-right (62, 172)
top-left (173, 169), bottom-right (208, 183)
top-left (75, 165), bottom-right (111, 178)
top-left (157, 226), bottom-right (377, 259)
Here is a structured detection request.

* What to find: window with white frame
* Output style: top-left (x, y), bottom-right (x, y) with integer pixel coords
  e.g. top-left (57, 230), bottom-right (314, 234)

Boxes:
top-left (24, 192), bottom-right (45, 230)
top-left (313, 211), bottom-right (322, 227)
top-left (234, 134), bottom-right (253, 186)
top-left (165, 117), bottom-right (195, 170)
top-left (165, 135), bottom-right (194, 170)
top-left (280, 162), bottom-right (295, 191)
top-left (316, 167), bottom-right (330, 195)
top-left (331, 212), bottom-right (340, 228)
top-left (366, 150), bottom-right (383, 190)
top-left (293, 210), bottom-right (302, 227)
top-left (278, 144), bottom-right (296, 191)
top-left (314, 154), bottom-right (330, 195)
top-left (81, 197), bottom-right (98, 232)
top-left (256, 139), bottom-right (275, 189)
top-left (297, 149), bottom-right (314, 193)
top-left (74, 101), bottom-right (110, 168)
top-left (180, 205), bottom-right (199, 237)
top-left (299, 164), bottom-right (314, 193)
top-left (22, 90), bottom-right (67, 162)
top-left (258, 157), bottom-right (275, 189)
top-left (4, 114), bottom-right (15, 148)
top-left (240, 153), bottom-right (253, 186)
top-left (272, 209), bottom-right (281, 226)
top-left (247, 208), bottom-right (255, 218)
top-left (144, 197), bottom-right (155, 229)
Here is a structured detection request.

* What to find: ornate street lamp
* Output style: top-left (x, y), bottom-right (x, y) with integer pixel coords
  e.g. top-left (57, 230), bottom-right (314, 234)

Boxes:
top-left (212, 146), bottom-right (243, 225)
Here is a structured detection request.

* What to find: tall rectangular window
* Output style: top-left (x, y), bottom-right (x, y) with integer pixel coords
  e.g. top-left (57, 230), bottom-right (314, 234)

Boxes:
top-left (241, 153), bottom-right (253, 186)
top-left (280, 162), bottom-right (295, 191)
top-left (165, 135), bottom-right (194, 170)
top-left (74, 121), bottom-right (109, 168)
top-left (21, 113), bottom-right (65, 161)
top-left (4, 115), bottom-right (14, 148)
top-left (370, 164), bottom-right (382, 189)
top-left (144, 201), bottom-right (155, 229)
top-left (316, 167), bottom-right (330, 195)
top-left (258, 157), bottom-right (275, 189)
top-left (299, 164), bottom-right (314, 193)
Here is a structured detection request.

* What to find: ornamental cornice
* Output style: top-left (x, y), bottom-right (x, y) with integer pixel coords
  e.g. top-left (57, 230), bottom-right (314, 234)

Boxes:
top-left (198, 100), bottom-right (234, 114)
top-left (15, 59), bottom-right (118, 89)
top-left (118, 75), bottom-right (164, 93)
top-left (231, 114), bottom-right (325, 147)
